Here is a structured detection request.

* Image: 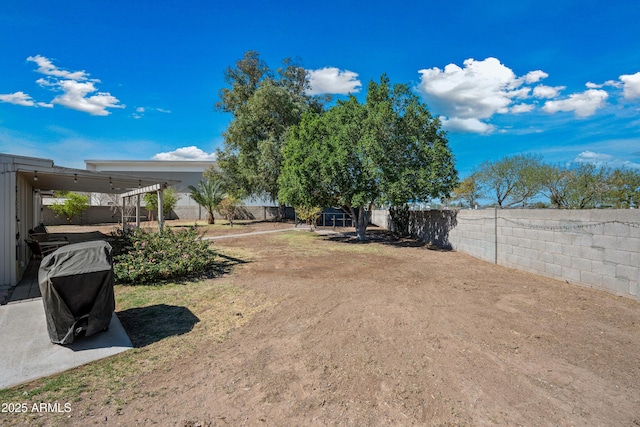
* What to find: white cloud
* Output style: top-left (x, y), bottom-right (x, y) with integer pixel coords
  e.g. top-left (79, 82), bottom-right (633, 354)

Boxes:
top-left (5, 55), bottom-right (125, 116)
top-left (573, 150), bottom-right (640, 169)
top-left (542, 89), bottom-right (608, 117)
top-left (0, 91), bottom-right (36, 107)
top-left (620, 71), bottom-right (640, 100)
top-left (533, 85), bottom-right (565, 98)
top-left (152, 146), bottom-right (217, 161)
top-left (306, 67), bottom-right (361, 95)
top-left (417, 57), bottom-right (548, 134)
top-left (511, 103), bottom-right (535, 114)
top-left (522, 70), bottom-right (548, 84)
top-left (419, 58), bottom-right (521, 119)
top-left (586, 80), bottom-right (622, 89)
top-left (40, 79), bottom-right (124, 116)
top-left (574, 150), bottom-right (612, 164)
top-left (132, 106), bottom-right (171, 119)
top-left (441, 117), bottom-right (495, 134)
top-left (27, 55), bottom-right (90, 81)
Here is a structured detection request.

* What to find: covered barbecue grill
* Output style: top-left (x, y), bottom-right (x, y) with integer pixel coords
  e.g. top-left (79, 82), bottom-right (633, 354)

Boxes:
top-left (38, 240), bottom-right (115, 345)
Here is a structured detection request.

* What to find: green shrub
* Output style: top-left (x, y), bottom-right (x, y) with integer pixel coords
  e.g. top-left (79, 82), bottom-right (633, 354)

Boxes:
top-left (50, 192), bottom-right (90, 223)
top-left (113, 227), bottom-right (216, 285)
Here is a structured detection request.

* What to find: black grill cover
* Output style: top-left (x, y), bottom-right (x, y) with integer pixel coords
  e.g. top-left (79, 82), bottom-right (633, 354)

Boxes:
top-left (38, 240), bottom-right (115, 345)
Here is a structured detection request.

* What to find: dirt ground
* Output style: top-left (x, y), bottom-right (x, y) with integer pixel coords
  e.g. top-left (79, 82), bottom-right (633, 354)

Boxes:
top-left (22, 223), bottom-right (640, 425)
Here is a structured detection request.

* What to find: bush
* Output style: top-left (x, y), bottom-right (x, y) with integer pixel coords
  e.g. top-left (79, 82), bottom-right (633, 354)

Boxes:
top-left (113, 227), bottom-right (216, 285)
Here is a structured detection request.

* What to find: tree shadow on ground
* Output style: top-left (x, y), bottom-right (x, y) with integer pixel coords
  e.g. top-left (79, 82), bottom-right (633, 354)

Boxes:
top-left (209, 253), bottom-right (250, 276)
top-left (117, 304), bottom-right (200, 347)
top-left (324, 229), bottom-right (452, 251)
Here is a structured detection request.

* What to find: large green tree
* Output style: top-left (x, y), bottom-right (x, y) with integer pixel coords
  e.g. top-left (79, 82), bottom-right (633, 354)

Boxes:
top-left (215, 51), bottom-right (325, 206)
top-left (278, 75), bottom-right (458, 240)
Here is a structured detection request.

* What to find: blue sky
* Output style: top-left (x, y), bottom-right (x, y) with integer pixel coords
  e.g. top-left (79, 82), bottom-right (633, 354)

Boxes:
top-left (1, 0), bottom-right (639, 176)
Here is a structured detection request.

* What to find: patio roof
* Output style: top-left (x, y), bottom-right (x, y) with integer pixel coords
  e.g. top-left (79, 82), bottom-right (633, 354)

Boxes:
top-left (15, 159), bottom-right (179, 194)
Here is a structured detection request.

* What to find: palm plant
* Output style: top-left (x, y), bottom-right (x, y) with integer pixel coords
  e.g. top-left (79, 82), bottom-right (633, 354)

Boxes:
top-left (188, 177), bottom-right (225, 224)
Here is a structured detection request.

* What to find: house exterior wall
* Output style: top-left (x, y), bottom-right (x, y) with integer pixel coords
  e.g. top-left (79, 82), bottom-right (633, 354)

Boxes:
top-left (86, 161), bottom-right (212, 207)
top-left (85, 160), bottom-right (277, 208)
top-left (1, 161), bottom-right (17, 286)
top-left (1, 155), bottom-right (49, 286)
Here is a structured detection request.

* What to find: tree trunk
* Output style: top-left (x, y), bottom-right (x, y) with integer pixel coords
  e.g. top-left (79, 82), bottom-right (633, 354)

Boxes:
top-left (207, 209), bottom-right (215, 224)
top-left (349, 205), bottom-right (370, 241)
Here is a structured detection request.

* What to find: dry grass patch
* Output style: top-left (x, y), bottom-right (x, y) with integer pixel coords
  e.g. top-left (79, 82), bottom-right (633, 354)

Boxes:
top-left (0, 247), bottom-right (270, 426)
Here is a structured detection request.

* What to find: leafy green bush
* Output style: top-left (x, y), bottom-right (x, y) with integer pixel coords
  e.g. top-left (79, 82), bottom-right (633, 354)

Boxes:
top-left (50, 192), bottom-right (90, 223)
top-left (113, 227), bottom-right (216, 285)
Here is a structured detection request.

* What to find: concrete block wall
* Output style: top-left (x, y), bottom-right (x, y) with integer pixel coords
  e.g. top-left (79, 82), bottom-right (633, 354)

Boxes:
top-left (496, 210), bottom-right (639, 299)
top-left (441, 210), bottom-right (496, 264)
top-left (370, 209), bottom-right (391, 230)
top-left (371, 209), bottom-right (640, 300)
top-left (43, 205), bottom-right (295, 225)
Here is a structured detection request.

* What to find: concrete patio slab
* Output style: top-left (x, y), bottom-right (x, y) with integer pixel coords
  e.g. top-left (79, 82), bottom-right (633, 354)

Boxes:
top-left (0, 299), bottom-right (132, 389)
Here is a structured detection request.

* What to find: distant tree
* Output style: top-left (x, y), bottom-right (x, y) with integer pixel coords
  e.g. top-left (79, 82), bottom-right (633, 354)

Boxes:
top-left (294, 205), bottom-right (323, 230)
top-left (474, 154), bottom-right (544, 208)
top-left (50, 192), bottom-right (90, 223)
top-left (278, 75), bottom-right (458, 240)
top-left (606, 168), bottom-right (640, 208)
top-left (144, 187), bottom-right (180, 220)
top-left (216, 195), bottom-right (241, 227)
top-left (188, 178), bottom-right (225, 224)
top-left (540, 163), bottom-right (610, 209)
top-left (215, 51), bottom-right (325, 206)
top-left (452, 175), bottom-right (482, 208)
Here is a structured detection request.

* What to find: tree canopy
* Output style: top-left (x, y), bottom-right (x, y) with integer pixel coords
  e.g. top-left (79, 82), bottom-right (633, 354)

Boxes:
top-left (50, 192), bottom-right (89, 223)
top-left (456, 156), bottom-right (640, 209)
top-left (215, 51), bottom-right (325, 205)
top-left (278, 75), bottom-right (458, 240)
top-left (144, 187), bottom-right (179, 219)
top-left (472, 154), bottom-right (544, 208)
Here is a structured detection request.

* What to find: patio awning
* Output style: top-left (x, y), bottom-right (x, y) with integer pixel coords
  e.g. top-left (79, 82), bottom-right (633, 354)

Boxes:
top-left (17, 164), bottom-right (178, 194)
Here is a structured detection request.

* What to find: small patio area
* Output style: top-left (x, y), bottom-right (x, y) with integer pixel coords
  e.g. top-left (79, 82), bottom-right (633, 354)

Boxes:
top-left (2, 229), bottom-right (111, 305)
top-left (0, 231), bottom-right (132, 390)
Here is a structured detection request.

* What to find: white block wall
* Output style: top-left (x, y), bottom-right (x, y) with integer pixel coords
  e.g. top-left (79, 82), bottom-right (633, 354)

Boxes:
top-left (371, 209), bottom-right (640, 300)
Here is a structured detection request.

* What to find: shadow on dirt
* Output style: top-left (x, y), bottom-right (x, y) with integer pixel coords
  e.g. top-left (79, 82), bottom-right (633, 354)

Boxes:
top-left (212, 253), bottom-right (250, 275)
top-left (324, 229), bottom-right (452, 251)
top-left (117, 304), bottom-right (200, 347)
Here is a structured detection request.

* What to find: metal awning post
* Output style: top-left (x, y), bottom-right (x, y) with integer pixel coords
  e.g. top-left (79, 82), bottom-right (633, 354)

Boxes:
top-left (157, 189), bottom-right (164, 231)
top-left (136, 194), bottom-right (141, 228)
top-left (121, 195), bottom-right (126, 233)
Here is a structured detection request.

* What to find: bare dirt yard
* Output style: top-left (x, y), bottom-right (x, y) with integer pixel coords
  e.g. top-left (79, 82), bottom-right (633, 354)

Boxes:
top-left (5, 222), bottom-right (640, 426)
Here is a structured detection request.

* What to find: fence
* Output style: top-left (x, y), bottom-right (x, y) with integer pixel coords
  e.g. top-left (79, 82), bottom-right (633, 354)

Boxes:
top-left (43, 205), bottom-right (295, 225)
top-left (371, 209), bottom-right (640, 301)
top-left (317, 212), bottom-right (353, 227)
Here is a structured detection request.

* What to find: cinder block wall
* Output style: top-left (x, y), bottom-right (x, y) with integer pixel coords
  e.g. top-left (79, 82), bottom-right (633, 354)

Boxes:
top-left (496, 210), bottom-right (639, 298)
top-left (371, 209), bottom-right (640, 300)
top-left (43, 205), bottom-right (295, 225)
top-left (43, 206), bottom-right (134, 225)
